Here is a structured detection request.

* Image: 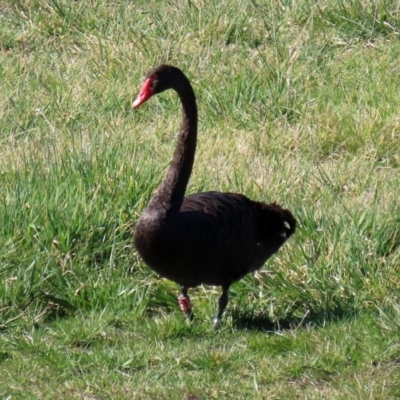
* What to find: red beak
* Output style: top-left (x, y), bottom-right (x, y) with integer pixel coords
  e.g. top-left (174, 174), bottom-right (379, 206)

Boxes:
top-left (132, 78), bottom-right (154, 109)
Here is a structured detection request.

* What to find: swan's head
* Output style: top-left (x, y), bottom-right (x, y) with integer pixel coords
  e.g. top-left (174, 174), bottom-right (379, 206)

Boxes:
top-left (132, 65), bottom-right (184, 109)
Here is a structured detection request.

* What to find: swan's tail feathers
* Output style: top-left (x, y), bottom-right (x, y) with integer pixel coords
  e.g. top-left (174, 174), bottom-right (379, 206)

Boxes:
top-left (257, 202), bottom-right (297, 243)
top-left (281, 208), bottom-right (296, 239)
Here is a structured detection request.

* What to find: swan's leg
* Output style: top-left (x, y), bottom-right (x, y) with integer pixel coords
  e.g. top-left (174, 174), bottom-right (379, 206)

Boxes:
top-left (178, 286), bottom-right (193, 320)
top-left (214, 284), bottom-right (230, 326)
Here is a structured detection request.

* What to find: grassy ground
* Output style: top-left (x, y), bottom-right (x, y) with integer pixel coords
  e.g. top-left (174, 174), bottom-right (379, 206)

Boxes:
top-left (1, 0), bottom-right (400, 398)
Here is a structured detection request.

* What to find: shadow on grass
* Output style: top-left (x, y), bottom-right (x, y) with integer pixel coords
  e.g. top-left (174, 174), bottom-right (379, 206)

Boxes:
top-left (231, 305), bottom-right (359, 332)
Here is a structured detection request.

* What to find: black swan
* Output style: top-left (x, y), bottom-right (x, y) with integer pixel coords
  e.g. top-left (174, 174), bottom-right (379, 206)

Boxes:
top-left (132, 65), bottom-right (296, 324)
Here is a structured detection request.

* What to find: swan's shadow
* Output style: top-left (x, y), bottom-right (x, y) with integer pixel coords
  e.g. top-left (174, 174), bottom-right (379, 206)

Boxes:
top-left (230, 307), bottom-right (358, 332)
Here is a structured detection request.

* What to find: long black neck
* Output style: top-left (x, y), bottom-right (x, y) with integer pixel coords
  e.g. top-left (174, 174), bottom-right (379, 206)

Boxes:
top-left (147, 75), bottom-right (198, 216)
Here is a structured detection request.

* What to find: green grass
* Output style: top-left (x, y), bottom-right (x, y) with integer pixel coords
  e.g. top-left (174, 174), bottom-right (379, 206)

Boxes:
top-left (1, 0), bottom-right (400, 398)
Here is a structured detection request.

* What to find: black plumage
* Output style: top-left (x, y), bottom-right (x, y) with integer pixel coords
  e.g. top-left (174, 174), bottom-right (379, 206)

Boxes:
top-left (132, 65), bottom-right (296, 324)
